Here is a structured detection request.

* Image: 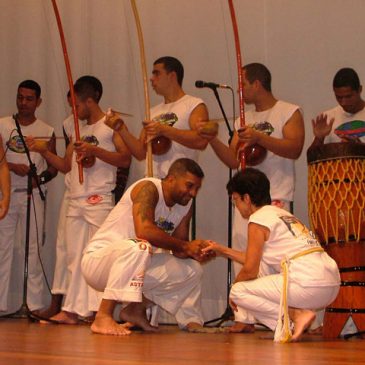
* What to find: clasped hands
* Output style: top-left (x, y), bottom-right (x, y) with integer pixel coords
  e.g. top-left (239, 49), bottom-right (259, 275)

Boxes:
top-left (174, 239), bottom-right (220, 263)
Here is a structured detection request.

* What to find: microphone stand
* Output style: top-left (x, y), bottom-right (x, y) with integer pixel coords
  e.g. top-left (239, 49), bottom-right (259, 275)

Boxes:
top-left (0, 114), bottom-right (45, 321)
top-left (204, 87), bottom-right (234, 326)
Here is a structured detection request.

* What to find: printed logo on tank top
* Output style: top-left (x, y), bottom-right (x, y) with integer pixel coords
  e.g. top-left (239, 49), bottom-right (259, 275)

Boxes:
top-left (81, 135), bottom-right (99, 146)
top-left (155, 217), bottom-right (175, 235)
top-left (7, 135), bottom-right (27, 153)
top-left (249, 121), bottom-right (274, 135)
top-left (279, 215), bottom-right (319, 246)
top-left (153, 112), bottom-right (178, 127)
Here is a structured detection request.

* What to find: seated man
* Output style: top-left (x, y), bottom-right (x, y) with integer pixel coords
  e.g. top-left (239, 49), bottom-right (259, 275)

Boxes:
top-left (81, 158), bottom-right (212, 336)
top-left (203, 168), bottom-right (340, 342)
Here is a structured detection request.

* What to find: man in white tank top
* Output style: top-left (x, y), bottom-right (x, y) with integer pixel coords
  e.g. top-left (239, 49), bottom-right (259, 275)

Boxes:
top-left (203, 169), bottom-right (340, 342)
top-left (27, 76), bottom-right (131, 324)
top-left (81, 158), bottom-right (213, 336)
top-left (106, 56), bottom-right (210, 330)
top-left (198, 63), bottom-right (305, 332)
top-left (112, 56), bottom-right (209, 178)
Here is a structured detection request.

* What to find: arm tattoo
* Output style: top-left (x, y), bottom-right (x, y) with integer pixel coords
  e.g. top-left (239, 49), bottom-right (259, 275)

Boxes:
top-left (134, 182), bottom-right (158, 223)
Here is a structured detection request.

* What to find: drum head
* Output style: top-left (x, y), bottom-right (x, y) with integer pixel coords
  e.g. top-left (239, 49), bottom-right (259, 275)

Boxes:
top-left (307, 142), bottom-right (365, 164)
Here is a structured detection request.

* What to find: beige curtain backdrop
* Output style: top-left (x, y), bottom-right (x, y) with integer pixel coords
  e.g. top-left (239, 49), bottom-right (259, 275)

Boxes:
top-left (1, 0), bottom-right (364, 321)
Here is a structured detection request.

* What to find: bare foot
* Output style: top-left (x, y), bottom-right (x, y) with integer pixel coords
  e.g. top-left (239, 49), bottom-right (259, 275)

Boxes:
top-left (40, 311), bottom-right (79, 325)
top-left (228, 322), bottom-right (255, 333)
top-left (33, 306), bottom-right (59, 319)
top-left (290, 309), bottom-right (316, 342)
top-left (186, 322), bottom-right (204, 332)
top-left (91, 314), bottom-right (131, 336)
top-left (33, 295), bottom-right (63, 319)
top-left (119, 303), bottom-right (158, 332)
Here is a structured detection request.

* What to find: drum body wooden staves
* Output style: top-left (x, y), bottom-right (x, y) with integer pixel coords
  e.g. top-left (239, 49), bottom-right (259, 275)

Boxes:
top-left (307, 143), bottom-right (365, 338)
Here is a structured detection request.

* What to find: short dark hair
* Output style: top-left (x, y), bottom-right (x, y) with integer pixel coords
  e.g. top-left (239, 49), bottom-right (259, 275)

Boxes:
top-left (18, 80), bottom-right (41, 99)
top-left (154, 56), bottom-right (184, 86)
top-left (167, 158), bottom-right (204, 179)
top-left (243, 63), bottom-right (272, 92)
top-left (227, 168), bottom-right (271, 206)
top-left (333, 68), bottom-right (361, 91)
top-left (74, 75), bottom-right (103, 102)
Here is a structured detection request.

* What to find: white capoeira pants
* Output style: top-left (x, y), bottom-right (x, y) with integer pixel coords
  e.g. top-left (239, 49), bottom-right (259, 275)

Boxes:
top-left (232, 200), bottom-right (291, 324)
top-left (230, 274), bottom-right (339, 331)
top-left (174, 281), bottom-right (204, 328)
top-left (62, 195), bottom-right (113, 317)
top-left (0, 190), bottom-right (45, 311)
top-left (81, 239), bottom-right (203, 318)
top-left (51, 189), bottom-right (70, 295)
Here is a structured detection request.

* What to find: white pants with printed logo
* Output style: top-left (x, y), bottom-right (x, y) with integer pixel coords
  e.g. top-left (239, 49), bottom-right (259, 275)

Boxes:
top-left (82, 242), bottom-right (203, 318)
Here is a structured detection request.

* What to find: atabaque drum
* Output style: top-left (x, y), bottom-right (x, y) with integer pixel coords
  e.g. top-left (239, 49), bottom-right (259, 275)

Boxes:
top-left (307, 142), bottom-right (365, 338)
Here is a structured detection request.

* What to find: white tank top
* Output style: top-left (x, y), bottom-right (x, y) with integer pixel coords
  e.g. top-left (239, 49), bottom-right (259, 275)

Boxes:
top-left (69, 116), bottom-right (116, 198)
top-left (85, 178), bottom-right (191, 253)
top-left (235, 100), bottom-right (301, 202)
top-left (150, 94), bottom-right (204, 178)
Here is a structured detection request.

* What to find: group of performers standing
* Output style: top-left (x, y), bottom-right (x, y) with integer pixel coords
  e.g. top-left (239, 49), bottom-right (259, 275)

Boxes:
top-left (1, 57), bottom-right (363, 342)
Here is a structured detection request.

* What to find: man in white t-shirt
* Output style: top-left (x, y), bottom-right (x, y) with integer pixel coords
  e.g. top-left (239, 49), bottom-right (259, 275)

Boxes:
top-left (0, 80), bottom-right (58, 313)
top-left (309, 68), bottom-right (365, 334)
top-left (198, 63), bottom-right (305, 332)
top-left (310, 67), bottom-right (365, 148)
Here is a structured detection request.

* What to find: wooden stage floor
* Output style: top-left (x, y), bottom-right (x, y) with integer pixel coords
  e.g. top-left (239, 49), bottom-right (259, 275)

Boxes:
top-left (0, 319), bottom-right (364, 365)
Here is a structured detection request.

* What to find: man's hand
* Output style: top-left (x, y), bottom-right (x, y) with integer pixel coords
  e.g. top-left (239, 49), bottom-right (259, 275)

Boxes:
top-left (10, 163), bottom-right (29, 177)
top-left (311, 113), bottom-right (334, 139)
top-left (25, 136), bottom-right (48, 154)
top-left (105, 109), bottom-right (125, 131)
top-left (143, 120), bottom-right (165, 143)
top-left (237, 125), bottom-right (260, 147)
top-left (184, 239), bottom-right (216, 262)
top-left (196, 120), bottom-right (219, 141)
top-left (201, 240), bottom-right (223, 257)
top-left (74, 141), bottom-right (95, 162)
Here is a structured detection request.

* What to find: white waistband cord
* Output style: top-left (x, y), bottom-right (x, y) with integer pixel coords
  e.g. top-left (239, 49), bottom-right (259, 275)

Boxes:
top-left (273, 247), bottom-right (324, 343)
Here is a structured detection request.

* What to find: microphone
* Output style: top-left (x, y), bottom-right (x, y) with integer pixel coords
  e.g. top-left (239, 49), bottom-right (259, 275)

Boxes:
top-left (195, 80), bottom-right (231, 90)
